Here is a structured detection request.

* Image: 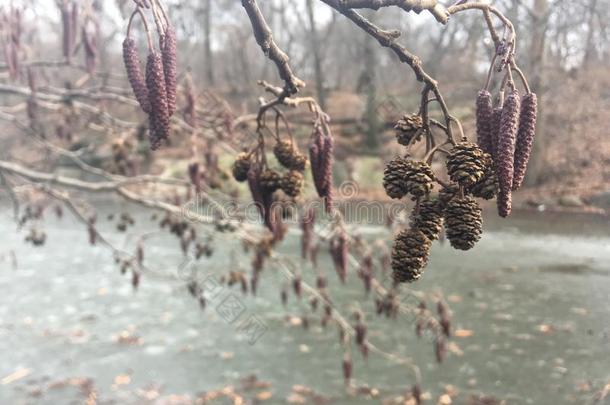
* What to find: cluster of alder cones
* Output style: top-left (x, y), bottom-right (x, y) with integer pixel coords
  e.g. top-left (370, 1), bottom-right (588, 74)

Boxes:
top-left (122, 2), bottom-right (177, 150)
top-left (385, 86), bottom-right (537, 283)
top-left (232, 139), bottom-right (307, 199)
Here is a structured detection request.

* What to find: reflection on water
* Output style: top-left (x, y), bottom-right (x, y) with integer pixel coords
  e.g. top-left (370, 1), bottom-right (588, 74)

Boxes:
top-left (0, 205), bottom-right (608, 404)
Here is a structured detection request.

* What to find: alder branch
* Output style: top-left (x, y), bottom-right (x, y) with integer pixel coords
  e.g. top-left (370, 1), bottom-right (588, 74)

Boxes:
top-left (241, 0), bottom-right (305, 97)
top-left (337, 0), bottom-right (449, 24)
top-left (321, 0), bottom-right (458, 143)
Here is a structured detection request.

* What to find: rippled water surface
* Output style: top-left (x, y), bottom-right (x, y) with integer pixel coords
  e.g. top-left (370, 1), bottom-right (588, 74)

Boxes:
top-left (0, 204), bottom-right (609, 404)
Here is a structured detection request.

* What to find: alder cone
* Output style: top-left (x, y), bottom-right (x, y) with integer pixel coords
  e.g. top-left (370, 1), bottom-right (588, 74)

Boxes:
top-left (446, 142), bottom-right (488, 187)
top-left (395, 114), bottom-right (425, 146)
top-left (281, 170), bottom-right (304, 197)
top-left (383, 157), bottom-right (435, 200)
top-left (391, 229), bottom-right (431, 283)
top-left (410, 198), bottom-right (443, 241)
top-left (468, 165), bottom-right (498, 200)
top-left (438, 183), bottom-right (459, 207)
top-left (274, 140), bottom-right (307, 171)
top-left (260, 169), bottom-right (282, 192)
top-left (496, 89), bottom-right (521, 217)
top-left (122, 38), bottom-right (150, 113)
top-left (232, 153), bottom-right (251, 182)
top-left (475, 90), bottom-right (494, 155)
top-left (161, 24), bottom-right (178, 116)
top-left (512, 92), bottom-right (538, 190)
top-left (146, 51), bottom-right (170, 150)
top-left (444, 196), bottom-right (482, 250)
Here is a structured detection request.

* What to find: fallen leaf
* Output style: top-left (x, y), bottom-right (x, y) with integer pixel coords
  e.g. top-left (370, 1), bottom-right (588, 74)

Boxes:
top-left (1, 368), bottom-right (32, 385)
top-left (454, 329), bottom-right (473, 338)
top-left (538, 324), bottom-right (554, 334)
top-left (256, 391), bottom-right (273, 400)
top-left (438, 393), bottom-right (452, 404)
top-left (114, 374), bottom-right (131, 386)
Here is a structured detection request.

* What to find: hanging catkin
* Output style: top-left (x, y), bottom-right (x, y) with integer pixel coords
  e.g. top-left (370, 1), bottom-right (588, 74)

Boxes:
top-left (161, 24), bottom-right (177, 116)
top-left (496, 88), bottom-right (520, 217)
top-left (490, 106), bottom-right (502, 160)
top-left (145, 51), bottom-right (170, 150)
top-left (122, 38), bottom-right (150, 113)
top-left (512, 92), bottom-right (537, 190)
top-left (475, 90), bottom-right (494, 155)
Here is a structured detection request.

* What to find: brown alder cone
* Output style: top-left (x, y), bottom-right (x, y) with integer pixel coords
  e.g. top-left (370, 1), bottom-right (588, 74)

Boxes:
top-left (274, 140), bottom-right (307, 171)
top-left (122, 38), bottom-right (150, 113)
top-left (232, 152), bottom-right (251, 182)
top-left (496, 89), bottom-right (521, 217)
top-left (391, 228), bottom-right (431, 283)
top-left (161, 24), bottom-right (177, 116)
top-left (259, 169), bottom-right (282, 192)
top-left (444, 196), bottom-right (482, 250)
top-left (475, 90), bottom-right (494, 155)
top-left (446, 142), bottom-right (488, 187)
top-left (512, 92), bottom-right (538, 190)
top-left (146, 51), bottom-right (170, 150)
top-left (395, 113), bottom-right (425, 146)
top-left (281, 170), bottom-right (304, 197)
top-left (410, 198), bottom-right (443, 241)
top-left (383, 157), bottom-right (435, 199)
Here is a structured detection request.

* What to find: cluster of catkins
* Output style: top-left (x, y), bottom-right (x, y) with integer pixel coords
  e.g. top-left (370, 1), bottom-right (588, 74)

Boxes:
top-left (109, 138), bottom-right (136, 175)
top-left (476, 87), bottom-right (538, 216)
top-left (122, 5), bottom-right (177, 150)
top-left (233, 139), bottom-right (307, 196)
top-left (384, 100), bottom-right (535, 283)
top-left (231, 138), bottom-right (308, 234)
top-left (58, 1), bottom-right (99, 74)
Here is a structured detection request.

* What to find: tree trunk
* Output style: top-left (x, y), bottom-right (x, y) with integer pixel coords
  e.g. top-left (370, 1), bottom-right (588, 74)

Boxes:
top-left (203, 0), bottom-right (215, 85)
top-left (306, 0), bottom-right (327, 110)
top-left (582, 0), bottom-right (599, 69)
top-left (359, 14), bottom-right (379, 150)
top-left (524, 0), bottom-right (548, 187)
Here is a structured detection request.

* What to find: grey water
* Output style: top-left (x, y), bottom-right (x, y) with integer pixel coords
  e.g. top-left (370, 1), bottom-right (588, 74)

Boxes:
top-left (0, 203), bottom-right (609, 404)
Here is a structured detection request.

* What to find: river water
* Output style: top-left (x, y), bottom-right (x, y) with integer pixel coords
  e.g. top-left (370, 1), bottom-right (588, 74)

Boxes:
top-left (0, 204), bottom-right (608, 404)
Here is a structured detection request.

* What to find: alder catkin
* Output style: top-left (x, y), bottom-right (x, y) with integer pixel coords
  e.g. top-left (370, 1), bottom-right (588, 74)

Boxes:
top-left (496, 89), bottom-right (521, 217)
top-left (512, 92), bottom-right (538, 190)
top-left (490, 106), bottom-right (502, 160)
top-left (145, 51), bottom-right (170, 150)
top-left (309, 124), bottom-right (334, 213)
top-left (122, 38), bottom-right (150, 113)
top-left (161, 24), bottom-right (177, 116)
top-left (475, 90), bottom-right (494, 155)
